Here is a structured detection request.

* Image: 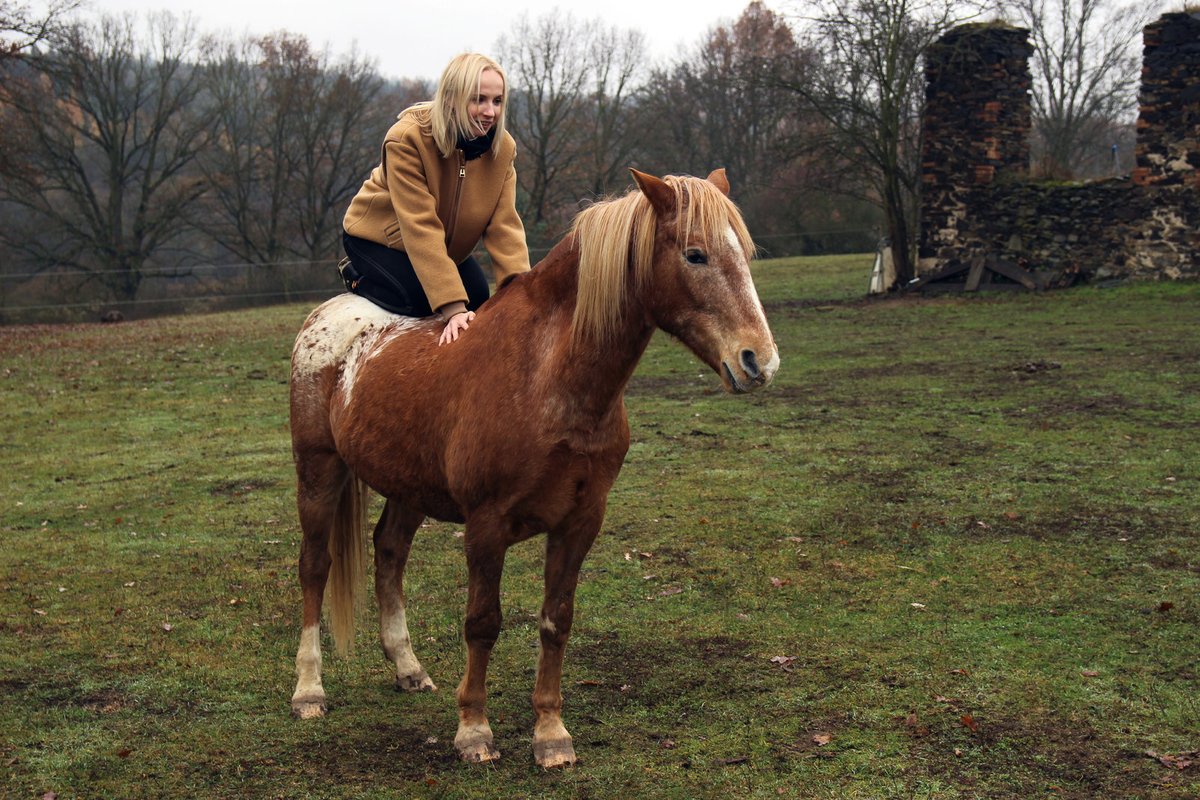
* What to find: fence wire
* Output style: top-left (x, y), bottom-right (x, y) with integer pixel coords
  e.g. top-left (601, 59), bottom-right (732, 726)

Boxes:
top-left (0, 227), bottom-right (877, 324)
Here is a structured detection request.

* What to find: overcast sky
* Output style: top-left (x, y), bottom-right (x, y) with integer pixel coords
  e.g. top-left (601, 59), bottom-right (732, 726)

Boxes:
top-left (86, 0), bottom-right (782, 81)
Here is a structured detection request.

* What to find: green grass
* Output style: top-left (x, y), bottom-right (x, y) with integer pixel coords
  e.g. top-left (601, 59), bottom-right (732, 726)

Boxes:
top-left (1, 254), bottom-right (1197, 799)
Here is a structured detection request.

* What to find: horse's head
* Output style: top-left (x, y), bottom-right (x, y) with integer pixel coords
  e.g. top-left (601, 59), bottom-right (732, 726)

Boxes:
top-left (631, 168), bottom-right (779, 394)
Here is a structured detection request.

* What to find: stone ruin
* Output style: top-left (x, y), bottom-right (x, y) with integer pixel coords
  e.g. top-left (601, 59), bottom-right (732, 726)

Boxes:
top-left (916, 13), bottom-right (1200, 290)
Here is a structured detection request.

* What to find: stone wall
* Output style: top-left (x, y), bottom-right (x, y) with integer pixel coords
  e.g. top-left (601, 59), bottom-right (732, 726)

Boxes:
top-left (917, 13), bottom-right (1200, 287)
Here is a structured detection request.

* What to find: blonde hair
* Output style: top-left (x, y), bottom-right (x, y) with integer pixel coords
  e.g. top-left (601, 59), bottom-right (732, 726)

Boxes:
top-left (402, 53), bottom-right (508, 159)
top-left (569, 175), bottom-right (755, 344)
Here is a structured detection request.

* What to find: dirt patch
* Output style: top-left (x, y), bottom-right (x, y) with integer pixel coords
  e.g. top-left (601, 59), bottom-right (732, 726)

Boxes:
top-left (906, 712), bottom-right (1177, 800)
top-left (571, 630), bottom-right (758, 709)
top-left (78, 689), bottom-right (128, 714)
top-left (288, 722), bottom-right (453, 784)
top-left (770, 713), bottom-right (851, 763)
top-left (982, 506), bottom-right (1192, 544)
top-left (209, 478), bottom-right (278, 497)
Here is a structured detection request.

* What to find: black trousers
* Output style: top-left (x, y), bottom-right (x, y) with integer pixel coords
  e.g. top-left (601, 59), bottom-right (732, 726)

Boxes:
top-left (340, 231), bottom-right (490, 317)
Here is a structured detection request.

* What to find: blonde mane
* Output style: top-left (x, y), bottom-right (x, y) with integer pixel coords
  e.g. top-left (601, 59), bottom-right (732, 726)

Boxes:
top-left (569, 175), bottom-right (755, 344)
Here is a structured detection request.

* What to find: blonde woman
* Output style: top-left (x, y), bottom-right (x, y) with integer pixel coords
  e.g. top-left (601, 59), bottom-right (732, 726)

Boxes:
top-left (340, 53), bottom-right (530, 345)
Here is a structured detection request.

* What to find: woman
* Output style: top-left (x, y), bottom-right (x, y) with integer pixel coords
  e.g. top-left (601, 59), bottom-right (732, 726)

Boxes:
top-left (340, 53), bottom-right (530, 345)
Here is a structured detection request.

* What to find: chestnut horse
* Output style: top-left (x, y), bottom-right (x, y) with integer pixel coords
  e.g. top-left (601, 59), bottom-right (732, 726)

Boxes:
top-left (288, 169), bottom-right (778, 767)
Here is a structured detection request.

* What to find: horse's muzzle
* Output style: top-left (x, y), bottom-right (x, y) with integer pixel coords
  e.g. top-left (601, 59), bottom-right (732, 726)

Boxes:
top-left (722, 347), bottom-right (779, 394)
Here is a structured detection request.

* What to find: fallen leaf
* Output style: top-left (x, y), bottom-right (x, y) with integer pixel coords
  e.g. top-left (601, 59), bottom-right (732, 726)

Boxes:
top-left (903, 712), bottom-right (931, 736)
top-left (161, 623), bottom-right (173, 632)
top-left (1003, 511), bottom-right (1021, 520)
top-left (656, 586), bottom-right (683, 598)
top-left (1157, 601), bottom-right (1174, 613)
top-left (660, 739), bottom-right (677, 750)
top-left (961, 714), bottom-right (979, 732)
top-left (1145, 749), bottom-right (1197, 770)
top-left (812, 732), bottom-right (832, 746)
top-left (33, 609), bottom-right (47, 616)
top-left (228, 598), bottom-right (243, 606)
top-left (770, 577), bottom-right (791, 588)
top-left (42, 793), bottom-right (57, 800)
top-left (769, 655), bottom-right (797, 671)
top-left (1081, 670), bottom-right (1100, 678)
top-left (910, 602), bottom-right (926, 609)
top-left (115, 748), bottom-right (132, 758)
top-left (950, 668), bottom-right (970, 676)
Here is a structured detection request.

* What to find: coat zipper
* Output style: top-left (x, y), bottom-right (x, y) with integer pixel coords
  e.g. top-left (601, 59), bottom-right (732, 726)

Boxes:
top-left (445, 151), bottom-right (466, 246)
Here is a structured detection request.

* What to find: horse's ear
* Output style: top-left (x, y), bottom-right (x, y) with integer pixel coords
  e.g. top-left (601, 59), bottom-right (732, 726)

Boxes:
top-left (707, 168), bottom-right (730, 196)
top-left (630, 168), bottom-right (675, 217)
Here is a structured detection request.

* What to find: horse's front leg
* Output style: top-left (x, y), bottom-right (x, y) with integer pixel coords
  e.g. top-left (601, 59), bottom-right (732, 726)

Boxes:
top-left (374, 499), bottom-right (436, 692)
top-left (532, 510), bottom-right (603, 768)
top-left (455, 529), bottom-right (507, 763)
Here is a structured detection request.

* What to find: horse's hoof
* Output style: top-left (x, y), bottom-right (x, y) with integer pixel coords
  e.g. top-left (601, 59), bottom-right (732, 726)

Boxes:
top-left (534, 738), bottom-right (578, 769)
top-left (457, 741), bottom-right (501, 763)
top-left (290, 696), bottom-right (327, 719)
top-left (395, 671), bottom-right (437, 692)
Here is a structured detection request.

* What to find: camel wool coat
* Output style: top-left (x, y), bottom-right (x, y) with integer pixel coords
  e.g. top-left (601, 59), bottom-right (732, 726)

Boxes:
top-left (342, 110), bottom-right (530, 313)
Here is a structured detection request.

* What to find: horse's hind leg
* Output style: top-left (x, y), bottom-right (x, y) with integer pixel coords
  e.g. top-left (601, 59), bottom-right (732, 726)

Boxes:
top-left (454, 513), bottom-right (508, 763)
top-left (374, 499), bottom-right (436, 692)
top-left (290, 450), bottom-right (347, 719)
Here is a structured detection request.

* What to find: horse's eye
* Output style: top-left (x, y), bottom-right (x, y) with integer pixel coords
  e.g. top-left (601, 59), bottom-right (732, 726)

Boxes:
top-left (684, 249), bottom-right (708, 265)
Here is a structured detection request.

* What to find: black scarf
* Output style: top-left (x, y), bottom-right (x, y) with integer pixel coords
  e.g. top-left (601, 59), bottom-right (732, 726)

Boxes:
top-left (457, 128), bottom-right (496, 161)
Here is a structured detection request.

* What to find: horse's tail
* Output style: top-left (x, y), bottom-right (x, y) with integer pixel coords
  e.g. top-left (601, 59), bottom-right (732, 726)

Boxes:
top-left (326, 473), bottom-right (369, 656)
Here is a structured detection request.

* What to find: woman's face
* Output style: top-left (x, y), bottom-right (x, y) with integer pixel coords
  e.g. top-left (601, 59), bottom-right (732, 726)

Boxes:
top-left (466, 69), bottom-right (504, 137)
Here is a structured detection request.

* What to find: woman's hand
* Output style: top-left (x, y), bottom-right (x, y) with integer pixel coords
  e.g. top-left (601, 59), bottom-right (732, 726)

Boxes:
top-left (438, 310), bottom-right (475, 345)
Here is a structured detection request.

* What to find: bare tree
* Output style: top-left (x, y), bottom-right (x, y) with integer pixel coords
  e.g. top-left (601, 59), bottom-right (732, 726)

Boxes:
top-left (0, 12), bottom-right (215, 301)
top-left (783, 0), bottom-right (990, 287)
top-left (580, 24), bottom-right (649, 197)
top-left (639, 2), bottom-right (837, 253)
top-left (0, 0), bottom-right (77, 59)
top-left (496, 13), bottom-right (592, 229)
top-left (197, 33), bottom-right (393, 283)
top-left (1009, 0), bottom-right (1153, 177)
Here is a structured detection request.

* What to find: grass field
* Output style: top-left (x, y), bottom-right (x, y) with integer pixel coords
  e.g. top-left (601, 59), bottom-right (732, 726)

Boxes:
top-left (1, 254), bottom-right (1197, 799)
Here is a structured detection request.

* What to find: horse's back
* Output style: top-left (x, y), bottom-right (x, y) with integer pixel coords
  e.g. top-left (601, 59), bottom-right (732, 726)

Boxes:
top-left (290, 294), bottom-right (432, 448)
top-left (292, 294), bottom-right (430, 380)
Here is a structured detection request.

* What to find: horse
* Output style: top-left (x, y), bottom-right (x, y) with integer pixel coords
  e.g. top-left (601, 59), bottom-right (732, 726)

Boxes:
top-left (287, 168), bottom-right (779, 768)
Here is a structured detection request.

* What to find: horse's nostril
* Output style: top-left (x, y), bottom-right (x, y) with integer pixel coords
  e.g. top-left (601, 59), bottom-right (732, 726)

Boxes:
top-left (740, 349), bottom-right (760, 379)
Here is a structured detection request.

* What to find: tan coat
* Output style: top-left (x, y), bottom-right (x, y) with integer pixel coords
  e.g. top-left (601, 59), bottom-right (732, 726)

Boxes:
top-left (342, 112), bottom-right (530, 313)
